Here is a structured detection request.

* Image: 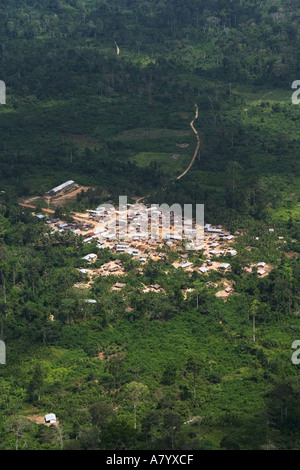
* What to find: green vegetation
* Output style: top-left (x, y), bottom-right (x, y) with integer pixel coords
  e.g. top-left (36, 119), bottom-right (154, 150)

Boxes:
top-left (0, 201), bottom-right (299, 450)
top-left (0, 0), bottom-right (300, 451)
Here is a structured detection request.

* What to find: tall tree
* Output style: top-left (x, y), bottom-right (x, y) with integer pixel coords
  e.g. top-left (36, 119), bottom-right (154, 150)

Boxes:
top-left (163, 411), bottom-right (182, 450)
top-left (5, 416), bottom-right (31, 450)
top-left (125, 381), bottom-right (149, 430)
top-left (250, 299), bottom-right (260, 343)
top-left (186, 355), bottom-right (202, 402)
top-left (27, 362), bottom-right (44, 402)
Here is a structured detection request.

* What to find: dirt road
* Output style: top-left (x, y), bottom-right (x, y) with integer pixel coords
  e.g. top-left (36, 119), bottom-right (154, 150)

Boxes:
top-left (18, 203), bottom-right (55, 214)
top-left (176, 104), bottom-right (200, 180)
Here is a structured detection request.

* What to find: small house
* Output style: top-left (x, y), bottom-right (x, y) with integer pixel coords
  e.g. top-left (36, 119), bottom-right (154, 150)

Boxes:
top-left (179, 262), bottom-right (193, 269)
top-left (109, 266), bottom-right (119, 273)
top-left (220, 263), bottom-right (230, 270)
top-left (113, 283), bottom-right (126, 289)
top-left (228, 250), bottom-right (237, 256)
top-left (152, 284), bottom-right (162, 290)
top-left (82, 253), bottom-right (97, 262)
top-left (83, 237), bottom-right (94, 243)
top-left (45, 413), bottom-right (56, 424)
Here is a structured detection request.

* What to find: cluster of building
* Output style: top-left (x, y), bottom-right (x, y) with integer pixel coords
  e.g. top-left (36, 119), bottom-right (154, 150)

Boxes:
top-left (46, 217), bottom-right (95, 234)
top-left (44, 202), bottom-right (240, 270)
top-left (46, 201), bottom-right (204, 257)
top-left (43, 200), bottom-right (272, 282)
top-left (42, 183), bottom-right (272, 280)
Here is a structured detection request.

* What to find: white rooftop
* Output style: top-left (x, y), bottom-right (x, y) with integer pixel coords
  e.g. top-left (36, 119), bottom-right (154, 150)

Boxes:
top-left (199, 267), bottom-right (208, 273)
top-left (220, 263), bottom-right (230, 269)
top-left (180, 262), bottom-right (193, 268)
top-left (49, 180), bottom-right (74, 194)
top-left (45, 413), bottom-right (56, 423)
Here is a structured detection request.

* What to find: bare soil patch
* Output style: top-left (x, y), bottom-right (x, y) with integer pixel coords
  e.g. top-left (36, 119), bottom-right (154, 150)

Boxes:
top-left (243, 263), bottom-right (274, 277)
top-left (50, 186), bottom-right (89, 207)
top-left (25, 413), bottom-right (59, 427)
top-left (285, 251), bottom-right (300, 259)
top-left (95, 352), bottom-right (105, 360)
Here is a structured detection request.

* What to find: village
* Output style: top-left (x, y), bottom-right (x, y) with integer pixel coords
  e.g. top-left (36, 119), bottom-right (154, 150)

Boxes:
top-left (34, 181), bottom-right (275, 301)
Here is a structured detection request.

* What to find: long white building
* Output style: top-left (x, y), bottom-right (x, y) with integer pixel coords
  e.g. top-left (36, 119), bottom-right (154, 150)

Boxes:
top-left (48, 180), bottom-right (75, 195)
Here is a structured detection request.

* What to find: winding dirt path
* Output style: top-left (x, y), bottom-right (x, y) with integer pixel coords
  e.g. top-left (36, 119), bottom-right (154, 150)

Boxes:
top-left (18, 203), bottom-right (55, 213)
top-left (135, 194), bottom-right (150, 204)
top-left (176, 104), bottom-right (200, 180)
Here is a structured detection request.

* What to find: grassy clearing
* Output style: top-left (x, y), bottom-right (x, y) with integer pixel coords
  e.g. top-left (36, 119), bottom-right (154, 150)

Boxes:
top-left (272, 203), bottom-right (300, 222)
top-left (115, 127), bottom-right (192, 141)
top-left (130, 151), bottom-right (191, 175)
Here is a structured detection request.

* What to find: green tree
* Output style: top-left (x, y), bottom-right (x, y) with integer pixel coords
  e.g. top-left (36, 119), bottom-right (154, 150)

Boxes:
top-left (27, 362), bottom-right (44, 402)
top-left (163, 411), bottom-right (182, 450)
top-left (161, 363), bottom-right (177, 386)
top-left (250, 299), bottom-right (260, 343)
top-left (186, 355), bottom-right (202, 402)
top-left (89, 401), bottom-right (116, 429)
top-left (125, 381), bottom-right (149, 430)
top-left (141, 410), bottom-right (162, 446)
top-left (5, 416), bottom-right (32, 450)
